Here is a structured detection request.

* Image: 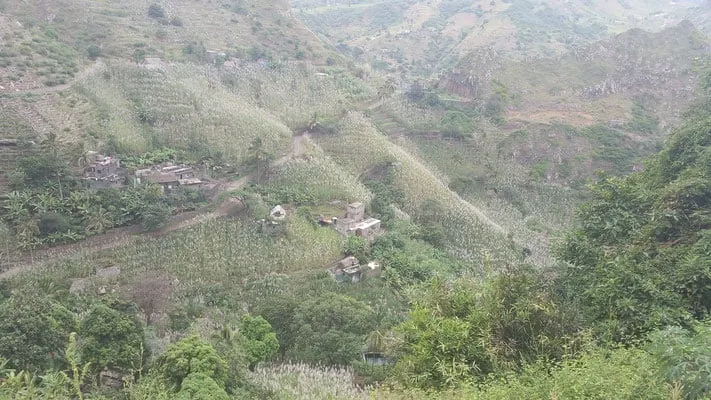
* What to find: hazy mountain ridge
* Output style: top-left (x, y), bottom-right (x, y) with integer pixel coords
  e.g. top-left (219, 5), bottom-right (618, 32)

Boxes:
top-left (441, 20), bottom-right (710, 126)
top-left (292, 0), bottom-right (707, 78)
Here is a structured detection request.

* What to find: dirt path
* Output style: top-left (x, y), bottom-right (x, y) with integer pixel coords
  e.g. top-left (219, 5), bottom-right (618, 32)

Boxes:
top-left (273, 133), bottom-right (309, 167)
top-left (1, 61), bottom-right (103, 95)
top-left (0, 131), bottom-right (310, 280)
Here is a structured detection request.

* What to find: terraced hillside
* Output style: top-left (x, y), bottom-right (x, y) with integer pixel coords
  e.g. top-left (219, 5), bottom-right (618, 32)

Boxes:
top-left (0, 0), bottom-right (361, 186)
top-left (0, 0), bottom-right (337, 89)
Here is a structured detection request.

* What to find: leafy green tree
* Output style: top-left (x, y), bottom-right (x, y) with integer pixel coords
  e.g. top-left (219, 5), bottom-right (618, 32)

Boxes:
top-left (414, 199), bottom-right (448, 248)
top-left (345, 235), bottom-right (368, 264)
top-left (0, 334), bottom-right (92, 399)
top-left (648, 321), bottom-right (711, 399)
top-left (14, 153), bottom-right (74, 191)
top-left (290, 293), bottom-right (376, 365)
top-left (239, 315), bottom-right (279, 370)
top-left (139, 202), bottom-right (172, 232)
top-left (556, 111), bottom-right (711, 341)
top-left (247, 137), bottom-right (272, 184)
top-left (256, 295), bottom-right (298, 358)
top-left (37, 212), bottom-right (72, 237)
top-left (440, 111), bottom-right (474, 139)
top-left (126, 375), bottom-right (172, 400)
top-left (175, 373), bottom-right (229, 400)
top-left (87, 44), bottom-right (102, 59)
top-left (472, 347), bottom-right (671, 400)
top-left (211, 326), bottom-right (250, 394)
top-left (153, 335), bottom-right (228, 391)
top-left (393, 267), bottom-right (578, 389)
top-left (79, 302), bottom-right (147, 374)
top-left (0, 292), bottom-right (76, 372)
top-left (406, 80), bottom-right (425, 102)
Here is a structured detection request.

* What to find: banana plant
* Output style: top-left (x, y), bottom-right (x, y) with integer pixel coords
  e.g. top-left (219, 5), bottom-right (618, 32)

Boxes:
top-left (1, 191), bottom-right (31, 223)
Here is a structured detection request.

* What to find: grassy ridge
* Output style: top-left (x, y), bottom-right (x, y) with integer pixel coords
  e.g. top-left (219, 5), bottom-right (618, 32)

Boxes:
top-left (316, 112), bottom-right (523, 265)
top-left (75, 62), bottom-right (293, 161)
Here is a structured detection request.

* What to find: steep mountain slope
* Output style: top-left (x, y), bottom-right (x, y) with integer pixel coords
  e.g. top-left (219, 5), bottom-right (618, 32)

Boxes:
top-left (0, 0), bottom-right (521, 266)
top-left (0, 0), bottom-right (334, 91)
top-left (358, 22), bottom-right (711, 259)
top-left (0, 0), bottom-right (354, 190)
top-left (437, 22), bottom-right (710, 179)
top-left (292, 0), bottom-right (707, 77)
top-left (1, 1), bottom-right (711, 399)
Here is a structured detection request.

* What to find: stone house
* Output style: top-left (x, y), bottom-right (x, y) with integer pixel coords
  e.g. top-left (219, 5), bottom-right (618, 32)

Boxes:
top-left (352, 218), bottom-right (382, 242)
top-left (135, 163), bottom-right (202, 193)
top-left (330, 256), bottom-right (362, 283)
top-left (329, 257), bottom-right (382, 283)
top-left (347, 202), bottom-right (365, 221)
top-left (83, 152), bottom-right (125, 189)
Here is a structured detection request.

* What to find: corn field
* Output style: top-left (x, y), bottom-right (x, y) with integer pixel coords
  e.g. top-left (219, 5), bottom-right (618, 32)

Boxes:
top-left (12, 215), bottom-right (344, 303)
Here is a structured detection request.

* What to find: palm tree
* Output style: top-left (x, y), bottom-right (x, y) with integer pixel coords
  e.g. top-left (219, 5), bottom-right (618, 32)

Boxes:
top-left (30, 193), bottom-right (61, 214)
top-left (378, 77), bottom-right (397, 100)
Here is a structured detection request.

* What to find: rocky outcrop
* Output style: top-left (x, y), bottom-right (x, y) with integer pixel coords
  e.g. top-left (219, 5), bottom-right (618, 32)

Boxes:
top-left (440, 21), bottom-right (708, 103)
top-left (437, 48), bottom-right (502, 99)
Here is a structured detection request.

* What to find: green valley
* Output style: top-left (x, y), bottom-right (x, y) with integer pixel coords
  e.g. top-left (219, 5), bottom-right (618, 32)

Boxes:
top-left (0, 0), bottom-right (710, 399)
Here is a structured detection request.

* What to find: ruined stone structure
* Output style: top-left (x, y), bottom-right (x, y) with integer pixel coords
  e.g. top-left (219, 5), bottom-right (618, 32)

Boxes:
top-left (329, 257), bottom-right (381, 283)
top-left (352, 218), bottom-right (382, 242)
top-left (332, 202), bottom-right (382, 242)
top-left (330, 256), bottom-right (362, 283)
top-left (347, 202), bottom-right (365, 221)
top-left (83, 152), bottom-right (125, 189)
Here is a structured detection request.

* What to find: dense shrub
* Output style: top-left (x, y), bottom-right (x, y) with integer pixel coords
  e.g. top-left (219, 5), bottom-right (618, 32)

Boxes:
top-left (0, 292), bottom-right (76, 372)
top-left (79, 302), bottom-right (147, 373)
top-left (148, 4), bottom-right (165, 19)
top-left (86, 44), bottom-right (102, 59)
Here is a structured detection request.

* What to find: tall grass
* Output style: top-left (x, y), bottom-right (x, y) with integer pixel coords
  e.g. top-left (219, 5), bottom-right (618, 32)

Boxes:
top-left (265, 156), bottom-right (373, 205)
top-left (219, 62), bottom-right (364, 130)
top-left (252, 363), bottom-right (368, 400)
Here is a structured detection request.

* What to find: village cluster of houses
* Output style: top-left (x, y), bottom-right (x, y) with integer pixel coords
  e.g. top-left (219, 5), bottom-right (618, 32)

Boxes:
top-left (321, 202), bottom-right (384, 283)
top-left (259, 201), bottom-right (385, 283)
top-left (82, 151), bottom-right (204, 193)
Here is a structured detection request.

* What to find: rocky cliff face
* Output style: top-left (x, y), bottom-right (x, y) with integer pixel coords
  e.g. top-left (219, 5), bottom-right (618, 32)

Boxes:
top-left (439, 21), bottom-right (709, 104)
top-left (437, 48), bottom-right (503, 99)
